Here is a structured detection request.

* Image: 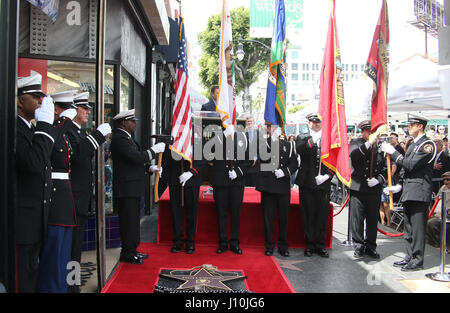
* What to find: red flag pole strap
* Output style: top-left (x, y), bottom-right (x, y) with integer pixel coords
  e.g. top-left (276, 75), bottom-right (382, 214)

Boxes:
top-left (376, 197), bottom-right (441, 237)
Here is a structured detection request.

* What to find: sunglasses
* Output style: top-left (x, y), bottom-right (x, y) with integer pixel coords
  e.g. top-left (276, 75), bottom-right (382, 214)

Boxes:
top-left (444, 178), bottom-right (450, 182)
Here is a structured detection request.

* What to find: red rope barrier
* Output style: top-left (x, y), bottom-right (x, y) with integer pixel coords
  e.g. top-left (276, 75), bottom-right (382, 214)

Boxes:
top-left (333, 194), bottom-right (350, 217)
top-left (376, 197), bottom-right (441, 237)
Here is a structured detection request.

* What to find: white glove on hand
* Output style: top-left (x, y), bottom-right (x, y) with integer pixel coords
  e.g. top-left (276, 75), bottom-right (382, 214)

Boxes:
top-left (59, 108), bottom-right (77, 120)
top-left (97, 123), bottom-right (112, 136)
top-left (380, 142), bottom-right (396, 155)
top-left (34, 96), bottom-right (54, 124)
top-left (151, 142), bottom-right (166, 154)
top-left (179, 171), bottom-right (193, 186)
top-left (274, 169), bottom-right (285, 179)
top-left (224, 125), bottom-right (235, 138)
top-left (272, 127), bottom-right (282, 140)
top-left (149, 165), bottom-right (162, 176)
top-left (228, 170), bottom-right (237, 180)
top-left (315, 174), bottom-right (330, 185)
top-left (383, 184), bottom-right (402, 195)
top-left (367, 177), bottom-right (380, 187)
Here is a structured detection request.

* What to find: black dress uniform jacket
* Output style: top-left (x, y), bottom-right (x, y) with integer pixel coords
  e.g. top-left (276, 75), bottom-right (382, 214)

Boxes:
top-left (295, 135), bottom-right (335, 190)
top-left (110, 128), bottom-right (154, 198)
top-left (256, 137), bottom-right (298, 194)
top-left (48, 116), bottom-right (77, 227)
top-left (66, 123), bottom-right (106, 215)
top-left (15, 118), bottom-right (56, 244)
top-left (392, 134), bottom-right (436, 203)
top-left (208, 131), bottom-right (249, 187)
top-left (349, 138), bottom-right (387, 193)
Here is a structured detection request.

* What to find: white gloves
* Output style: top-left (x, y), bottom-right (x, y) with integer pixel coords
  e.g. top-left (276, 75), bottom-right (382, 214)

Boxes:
top-left (97, 123), bottom-right (112, 136)
top-left (380, 142), bottom-right (396, 155)
top-left (149, 165), bottom-right (162, 176)
top-left (272, 126), bottom-right (282, 140)
top-left (151, 142), bottom-right (166, 154)
top-left (179, 171), bottom-right (193, 186)
top-left (224, 125), bottom-right (235, 138)
top-left (383, 184), bottom-right (402, 195)
top-left (60, 108), bottom-right (77, 120)
top-left (315, 174), bottom-right (330, 185)
top-left (367, 177), bottom-right (380, 187)
top-left (275, 169), bottom-right (285, 179)
top-left (228, 170), bottom-right (237, 180)
top-left (34, 96), bottom-right (54, 125)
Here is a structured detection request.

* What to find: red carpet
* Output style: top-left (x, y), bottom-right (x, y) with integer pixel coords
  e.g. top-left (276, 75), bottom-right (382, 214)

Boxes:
top-left (102, 243), bottom-right (295, 293)
top-left (158, 186), bottom-right (333, 248)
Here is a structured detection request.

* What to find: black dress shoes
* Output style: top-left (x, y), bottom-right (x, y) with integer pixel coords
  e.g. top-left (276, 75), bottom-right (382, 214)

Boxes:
top-left (393, 259), bottom-right (410, 267)
top-left (354, 246), bottom-right (365, 258)
top-left (216, 246), bottom-right (228, 254)
top-left (185, 246), bottom-right (195, 254)
top-left (316, 248), bottom-right (329, 258)
top-left (401, 262), bottom-right (423, 272)
top-left (171, 245), bottom-right (183, 253)
top-left (364, 248), bottom-right (380, 259)
top-left (230, 246), bottom-right (243, 255)
top-left (137, 252), bottom-right (148, 259)
top-left (278, 249), bottom-right (289, 257)
top-left (265, 249), bottom-right (274, 256)
top-left (120, 255), bottom-right (143, 264)
top-left (304, 248), bottom-right (314, 257)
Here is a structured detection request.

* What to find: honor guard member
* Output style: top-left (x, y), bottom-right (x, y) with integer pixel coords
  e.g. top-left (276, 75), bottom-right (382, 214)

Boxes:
top-left (381, 114), bottom-right (436, 271)
top-left (66, 92), bottom-right (111, 292)
top-left (209, 125), bottom-right (249, 255)
top-left (161, 133), bottom-right (206, 254)
top-left (37, 90), bottom-right (79, 293)
top-left (349, 120), bottom-right (387, 259)
top-left (15, 72), bottom-right (56, 292)
top-left (110, 109), bottom-right (165, 264)
top-left (295, 113), bottom-right (334, 257)
top-left (256, 124), bottom-right (298, 257)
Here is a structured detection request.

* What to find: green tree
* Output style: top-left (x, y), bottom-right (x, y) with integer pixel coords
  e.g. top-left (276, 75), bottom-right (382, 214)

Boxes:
top-left (198, 7), bottom-right (271, 112)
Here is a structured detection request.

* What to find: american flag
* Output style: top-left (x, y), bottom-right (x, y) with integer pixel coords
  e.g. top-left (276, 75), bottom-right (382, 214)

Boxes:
top-left (170, 16), bottom-right (193, 165)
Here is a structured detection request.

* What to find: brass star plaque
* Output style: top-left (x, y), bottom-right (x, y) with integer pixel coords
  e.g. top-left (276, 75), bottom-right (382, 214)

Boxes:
top-left (159, 266), bottom-right (247, 291)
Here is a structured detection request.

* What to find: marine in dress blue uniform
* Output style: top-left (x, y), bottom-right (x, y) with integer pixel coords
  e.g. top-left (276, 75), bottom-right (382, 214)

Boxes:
top-left (37, 90), bottom-right (79, 293)
top-left (15, 72), bottom-right (56, 293)
top-left (66, 92), bottom-right (111, 292)
top-left (381, 114), bottom-right (436, 271)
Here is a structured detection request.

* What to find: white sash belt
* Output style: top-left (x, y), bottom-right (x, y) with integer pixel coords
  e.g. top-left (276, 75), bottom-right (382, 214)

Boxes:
top-left (51, 172), bottom-right (69, 180)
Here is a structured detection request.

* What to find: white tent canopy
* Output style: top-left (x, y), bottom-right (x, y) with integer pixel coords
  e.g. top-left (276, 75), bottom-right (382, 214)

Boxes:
top-left (290, 54), bottom-right (450, 127)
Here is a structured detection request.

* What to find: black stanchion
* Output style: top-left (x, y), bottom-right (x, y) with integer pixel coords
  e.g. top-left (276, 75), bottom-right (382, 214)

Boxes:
top-left (341, 191), bottom-right (354, 247)
top-left (426, 190), bottom-right (450, 282)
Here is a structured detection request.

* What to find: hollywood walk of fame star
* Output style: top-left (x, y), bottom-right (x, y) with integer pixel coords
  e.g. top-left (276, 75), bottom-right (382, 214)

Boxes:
top-left (159, 267), bottom-right (247, 291)
top-left (275, 258), bottom-right (306, 272)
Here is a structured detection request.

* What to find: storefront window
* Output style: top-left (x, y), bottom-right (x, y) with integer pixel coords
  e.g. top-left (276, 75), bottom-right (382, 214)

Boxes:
top-left (120, 68), bottom-right (131, 112)
top-left (19, 58), bottom-right (116, 214)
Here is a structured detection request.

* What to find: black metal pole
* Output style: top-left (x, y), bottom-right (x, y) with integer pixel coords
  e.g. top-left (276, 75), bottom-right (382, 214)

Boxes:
top-left (95, 0), bottom-right (107, 292)
top-left (0, 0), bottom-right (19, 293)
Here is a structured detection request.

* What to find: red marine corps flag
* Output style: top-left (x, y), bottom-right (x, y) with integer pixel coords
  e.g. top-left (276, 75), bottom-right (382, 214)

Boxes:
top-left (318, 0), bottom-right (351, 187)
top-left (365, 0), bottom-right (390, 134)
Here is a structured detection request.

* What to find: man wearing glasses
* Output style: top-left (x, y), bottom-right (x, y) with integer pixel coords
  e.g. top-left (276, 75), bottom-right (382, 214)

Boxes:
top-left (382, 114), bottom-right (437, 271)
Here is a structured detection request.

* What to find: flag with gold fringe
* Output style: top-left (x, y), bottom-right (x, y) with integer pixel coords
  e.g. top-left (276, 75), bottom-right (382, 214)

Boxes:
top-left (318, 0), bottom-right (352, 187)
top-left (365, 0), bottom-right (390, 134)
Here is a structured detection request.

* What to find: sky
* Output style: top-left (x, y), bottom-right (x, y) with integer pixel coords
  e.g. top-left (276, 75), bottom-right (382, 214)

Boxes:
top-left (173, 0), bottom-right (441, 112)
top-left (177, 0), bottom-right (439, 64)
